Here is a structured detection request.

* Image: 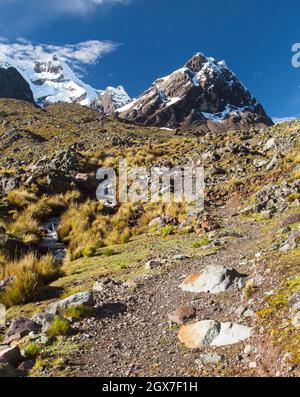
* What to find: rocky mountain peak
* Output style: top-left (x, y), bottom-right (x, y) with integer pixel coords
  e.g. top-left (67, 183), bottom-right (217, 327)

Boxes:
top-left (91, 85), bottom-right (131, 114)
top-left (118, 52), bottom-right (273, 132)
top-left (34, 54), bottom-right (64, 78)
top-left (184, 52), bottom-right (210, 72)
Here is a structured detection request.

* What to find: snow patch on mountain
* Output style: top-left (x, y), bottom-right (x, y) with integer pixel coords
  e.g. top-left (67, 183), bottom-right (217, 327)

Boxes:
top-left (91, 85), bottom-right (131, 114)
top-left (0, 52), bottom-right (131, 111)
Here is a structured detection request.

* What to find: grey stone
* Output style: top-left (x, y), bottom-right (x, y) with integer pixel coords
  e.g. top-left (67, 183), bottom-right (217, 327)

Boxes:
top-left (235, 305), bottom-right (246, 317)
top-left (212, 322), bottom-right (251, 347)
top-left (149, 217), bottom-right (164, 228)
top-left (178, 320), bottom-right (251, 348)
top-left (180, 265), bottom-right (246, 294)
top-left (45, 291), bottom-right (94, 315)
top-left (0, 346), bottom-right (21, 366)
top-left (198, 353), bottom-right (222, 365)
top-left (249, 361), bottom-right (257, 369)
top-left (4, 317), bottom-right (40, 344)
top-left (41, 313), bottom-right (55, 334)
top-left (264, 138), bottom-right (276, 151)
top-left (244, 344), bottom-right (257, 357)
top-left (243, 309), bottom-right (257, 319)
top-left (93, 278), bottom-right (120, 293)
top-left (0, 276), bottom-right (16, 293)
top-left (172, 254), bottom-right (190, 261)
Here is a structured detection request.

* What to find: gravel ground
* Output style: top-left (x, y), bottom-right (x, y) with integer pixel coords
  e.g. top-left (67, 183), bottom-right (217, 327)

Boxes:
top-left (65, 213), bottom-right (265, 377)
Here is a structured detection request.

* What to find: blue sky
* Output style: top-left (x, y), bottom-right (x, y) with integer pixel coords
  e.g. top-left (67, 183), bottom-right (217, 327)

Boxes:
top-left (0, 0), bottom-right (300, 119)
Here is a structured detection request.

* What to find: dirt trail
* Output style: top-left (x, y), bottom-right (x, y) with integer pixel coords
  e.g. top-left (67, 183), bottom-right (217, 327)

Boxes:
top-left (68, 214), bottom-right (264, 377)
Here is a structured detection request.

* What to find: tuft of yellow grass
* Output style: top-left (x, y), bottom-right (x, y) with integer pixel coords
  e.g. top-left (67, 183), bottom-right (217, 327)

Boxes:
top-left (7, 189), bottom-right (37, 208)
top-left (0, 253), bottom-right (62, 307)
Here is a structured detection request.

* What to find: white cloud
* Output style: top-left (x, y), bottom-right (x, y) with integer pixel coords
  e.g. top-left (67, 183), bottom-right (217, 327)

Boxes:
top-left (272, 115), bottom-right (300, 124)
top-left (0, 0), bottom-right (130, 15)
top-left (0, 39), bottom-right (119, 73)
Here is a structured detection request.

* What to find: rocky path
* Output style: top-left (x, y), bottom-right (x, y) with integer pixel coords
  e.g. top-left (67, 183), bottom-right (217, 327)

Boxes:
top-left (67, 213), bottom-right (264, 377)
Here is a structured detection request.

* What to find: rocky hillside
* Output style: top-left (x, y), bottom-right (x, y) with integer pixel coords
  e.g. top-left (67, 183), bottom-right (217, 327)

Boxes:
top-left (118, 53), bottom-right (273, 132)
top-left (0, 98), bottom-right (299, 378)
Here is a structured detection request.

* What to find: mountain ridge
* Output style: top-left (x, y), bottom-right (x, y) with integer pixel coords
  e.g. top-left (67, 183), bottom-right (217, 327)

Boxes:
top-left (0, 51), bottom-right (273, 131)
top-left (117, 52), bottom-right (273, 131)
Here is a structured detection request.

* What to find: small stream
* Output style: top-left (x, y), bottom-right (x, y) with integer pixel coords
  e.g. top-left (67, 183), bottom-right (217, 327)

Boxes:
top-left (40, 217), bottom-right (66, 263)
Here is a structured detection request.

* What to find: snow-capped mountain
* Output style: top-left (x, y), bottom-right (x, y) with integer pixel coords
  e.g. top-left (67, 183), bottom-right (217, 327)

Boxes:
top-left (117, 53), bottom-right (273, 131)
top-left (30, 55), bottom-right (100, 106)
top-left (91, 85), bottom-right (131, 114)
top-left (0, 51), bottom-right (272, 131)
top-left (0, 53), bottom-right (131, 111)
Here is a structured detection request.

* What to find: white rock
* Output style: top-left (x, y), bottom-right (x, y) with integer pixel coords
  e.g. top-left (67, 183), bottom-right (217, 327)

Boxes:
top-left (212, 322), bottom-right (251, 347)
top-left (249, 361), bottom-right (257, 369)
top-left (178, 320), bottom-right (220, 348)
top-left (178, 320), bottom-right (251, 348)
top-left (180, 265), bottom-right (246, 294)
top-left (264, 138), bottom-right (276, 151)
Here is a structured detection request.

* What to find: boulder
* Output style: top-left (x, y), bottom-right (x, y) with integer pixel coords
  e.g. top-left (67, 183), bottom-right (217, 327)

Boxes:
top-left (264, 138), bottom-right (276, 151)
top-left (144, 260), bottom-right (162, 270)
top-left (291, 312), bottom-right (300, 328)
top-left (45, 291), bottom-right (94, 315)
top-left (0, 346), bottom-right (21, 366)
top-left (31, 312), bottom-right (55, 334)
top-left (178, 320), bottom-right (220, 348)
top-left (178, 320), bottom-right (251, 349)
top-left (4, 317), bottom-right (40, 344)
top-left (180, 265), bottom-right (246, 294)
top-left (212, 322), bottom-right (251, 347)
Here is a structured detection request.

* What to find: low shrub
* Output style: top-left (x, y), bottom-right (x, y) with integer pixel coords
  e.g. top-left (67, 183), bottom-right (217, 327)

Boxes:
top-left (47, 316), bottom-right (70, 337)
top-left (24, 342), bottom-right (40, 359)
top-left (161, 225), bottom-right (174, 237)
top-left (63, 305), bottom-right (93, 319)
top-left (102, 247), bottom-right (115, 256)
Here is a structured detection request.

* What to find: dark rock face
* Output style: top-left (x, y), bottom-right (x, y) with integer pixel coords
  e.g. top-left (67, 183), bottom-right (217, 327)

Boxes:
top-left (0, 67), bottom-right (34, 103)
top-left (118, 53), bottom-right (273, 132)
